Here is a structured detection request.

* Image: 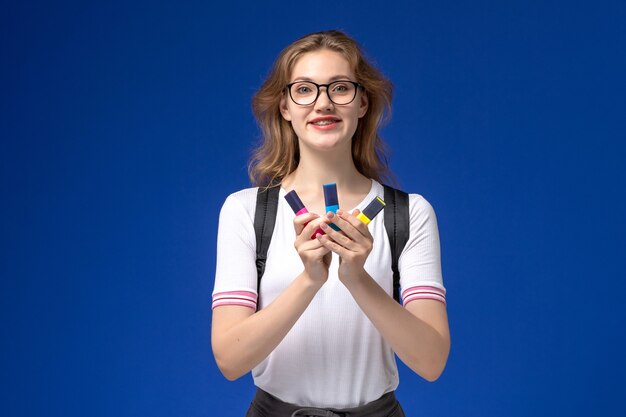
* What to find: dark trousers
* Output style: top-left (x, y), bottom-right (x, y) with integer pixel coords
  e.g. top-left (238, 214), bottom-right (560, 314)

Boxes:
top-left (245, 388), bottom-right (406, 417)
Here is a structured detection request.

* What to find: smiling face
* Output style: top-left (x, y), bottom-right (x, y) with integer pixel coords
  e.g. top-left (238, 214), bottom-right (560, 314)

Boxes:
top-left (280, 49), bottom-right (368, 154)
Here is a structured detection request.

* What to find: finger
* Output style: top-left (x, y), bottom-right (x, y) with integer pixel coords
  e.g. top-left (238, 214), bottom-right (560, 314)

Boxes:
top-left (339, 209), bottom-right (373, 240)
top-left (299, 237), bottom-right (331, 258)
top-left (294, 212), bottom-right (320, 230)
top-left (317, 233), bottom-right (350, 257)
top-left (294, 213), bottom-right (320, 235)
top-left (329, 211), bottom-right (358, 237)
top-left (313, 244), bottom-right (331, 257)
top-left (329, 211), bottom-right (367, 244)
top-left (296, 219), bottom-right (328, 246)
top-left (299, 235), bottom-right (324, 250)
top-left (319, 221), bottom-right (358, 251)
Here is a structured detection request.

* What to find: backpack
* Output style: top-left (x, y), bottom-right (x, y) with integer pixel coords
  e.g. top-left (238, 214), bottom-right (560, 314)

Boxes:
top-left (254, 184), bottom-right (409, 304)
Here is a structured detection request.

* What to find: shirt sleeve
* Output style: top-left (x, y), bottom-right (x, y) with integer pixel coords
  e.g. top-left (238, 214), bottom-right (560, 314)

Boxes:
top-left (212, 191), bottom-right (259, 310)
top-left (398, 194), bottom-right (446, 306)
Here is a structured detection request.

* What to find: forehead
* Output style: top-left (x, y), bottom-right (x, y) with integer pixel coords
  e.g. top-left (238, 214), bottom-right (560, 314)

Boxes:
top-left (290, 49), bottom-right (354, 82)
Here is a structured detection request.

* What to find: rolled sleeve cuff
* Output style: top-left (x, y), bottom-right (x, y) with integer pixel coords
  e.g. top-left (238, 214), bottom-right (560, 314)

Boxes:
top-left (402, 285), bottom-right (446, 306)
top-left (212, 290), bottom-right (258, 310)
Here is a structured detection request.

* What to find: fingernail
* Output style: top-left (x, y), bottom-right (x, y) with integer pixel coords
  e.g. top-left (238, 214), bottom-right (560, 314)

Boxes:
top-left (320, 223), bottom-right (328, 229)
top-left (327, 212), bottom-right (334, 219)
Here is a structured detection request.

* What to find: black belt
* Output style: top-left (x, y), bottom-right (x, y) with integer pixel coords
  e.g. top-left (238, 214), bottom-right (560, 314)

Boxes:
top-left (246, 388), bottom-right (405, 417)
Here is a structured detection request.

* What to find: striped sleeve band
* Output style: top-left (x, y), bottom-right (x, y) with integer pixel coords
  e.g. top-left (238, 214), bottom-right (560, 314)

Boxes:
top-left (401, 285), bottom-right (446, 306)
top-left (212, 291), bottom-right (258, 310)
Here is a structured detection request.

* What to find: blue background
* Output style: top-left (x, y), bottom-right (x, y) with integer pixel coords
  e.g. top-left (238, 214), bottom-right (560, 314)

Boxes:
top-left (2, 0), bottom-right (625, 416)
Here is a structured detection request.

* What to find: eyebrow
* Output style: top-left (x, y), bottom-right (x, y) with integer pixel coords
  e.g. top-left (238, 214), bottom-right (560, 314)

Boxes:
top-left (290, 75), bottom-right (354, 83)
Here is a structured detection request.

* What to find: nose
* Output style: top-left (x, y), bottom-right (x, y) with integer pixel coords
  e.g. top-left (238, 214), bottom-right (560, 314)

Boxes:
top-left (313, 86), bottom-right (334, 111)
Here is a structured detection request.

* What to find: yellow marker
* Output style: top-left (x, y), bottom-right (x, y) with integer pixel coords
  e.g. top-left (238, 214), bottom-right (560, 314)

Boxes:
top-left (356, 196), bottom-right (386, 225)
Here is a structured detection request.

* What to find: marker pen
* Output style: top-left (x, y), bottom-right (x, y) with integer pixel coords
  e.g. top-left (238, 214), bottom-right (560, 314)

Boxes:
top-left (356, 196), bottom-right (386, 225)
top-left (284, 190), bottom-right (325, 239)
top-left (284, 190), bottom-right (308, 216)
top-left (323, 183), bottom-right (341, 231)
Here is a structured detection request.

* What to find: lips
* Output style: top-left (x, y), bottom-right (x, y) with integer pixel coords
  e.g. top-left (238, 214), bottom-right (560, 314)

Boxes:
top-left (309, 116), bottom-right (341, 126)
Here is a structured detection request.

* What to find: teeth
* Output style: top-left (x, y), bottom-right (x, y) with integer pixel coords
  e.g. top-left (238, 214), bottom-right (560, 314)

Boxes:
top-left (313, 120), bottom-right (337, 125)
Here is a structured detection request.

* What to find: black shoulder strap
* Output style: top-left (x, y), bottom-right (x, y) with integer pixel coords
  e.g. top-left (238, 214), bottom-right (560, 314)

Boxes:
top-left (383, 185), bottom-right (410, 303)
top-left (254, 186), bottom-right (280, 293)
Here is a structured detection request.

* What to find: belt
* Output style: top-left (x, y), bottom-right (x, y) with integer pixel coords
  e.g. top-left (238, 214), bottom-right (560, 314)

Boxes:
top-left (247, 388), bottom-right (404, 417)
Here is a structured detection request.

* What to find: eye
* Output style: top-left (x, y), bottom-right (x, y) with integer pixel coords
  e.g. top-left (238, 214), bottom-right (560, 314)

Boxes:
top-left (331, 82), bottom-right (352, 93)
top-left (291, 82), bottom-right (316, 95)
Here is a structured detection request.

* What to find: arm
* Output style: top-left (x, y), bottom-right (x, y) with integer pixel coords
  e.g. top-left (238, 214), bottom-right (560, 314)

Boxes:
top-left (317, 208), bottom-right (450, 381)
top-left (212, 270), bottom-right (323, 380)
top-left (336, 271), bottom-right (449, 381)
top-left (212, 212), bottom-right (331, 380)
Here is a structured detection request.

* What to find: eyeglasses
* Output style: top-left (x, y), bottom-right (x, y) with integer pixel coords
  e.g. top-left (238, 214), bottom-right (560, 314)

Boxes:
top-left (285, 80), bottom-right (362, 106)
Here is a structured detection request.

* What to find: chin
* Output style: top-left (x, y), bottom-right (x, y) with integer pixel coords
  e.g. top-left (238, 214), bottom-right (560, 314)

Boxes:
top-left (305, 136), bottom-right (349, 151)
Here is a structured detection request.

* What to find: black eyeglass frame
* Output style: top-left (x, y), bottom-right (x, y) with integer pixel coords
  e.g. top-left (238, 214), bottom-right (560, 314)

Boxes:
top-left (285, 80), bottom-right (363, 106)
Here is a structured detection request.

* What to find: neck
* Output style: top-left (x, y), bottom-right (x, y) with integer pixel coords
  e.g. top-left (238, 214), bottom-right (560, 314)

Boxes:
top-left (281, 145), bottom-right (371, 195)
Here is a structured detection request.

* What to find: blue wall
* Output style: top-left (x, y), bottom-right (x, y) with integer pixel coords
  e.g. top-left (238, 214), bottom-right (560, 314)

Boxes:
top-left (2, 0), bottom-right (625, 416)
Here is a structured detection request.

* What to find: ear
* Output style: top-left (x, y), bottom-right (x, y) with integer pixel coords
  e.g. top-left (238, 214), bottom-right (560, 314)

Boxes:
top-left (357, 91), bottom-right (369, 118)
top-left (280, 93), bottom-right (292, 121)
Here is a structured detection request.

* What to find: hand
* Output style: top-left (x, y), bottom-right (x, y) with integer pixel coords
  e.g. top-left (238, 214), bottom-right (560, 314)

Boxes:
top-left (293, 212), bottom-right (332, 285)
top-left (316, 209), bottom-right (373, 283)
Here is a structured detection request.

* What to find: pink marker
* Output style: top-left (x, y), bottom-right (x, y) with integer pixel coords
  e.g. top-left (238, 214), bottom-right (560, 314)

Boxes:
top-left (284, 190), bottom-right (325, 239)
top-left (285, 190), bottom-right (309, 216)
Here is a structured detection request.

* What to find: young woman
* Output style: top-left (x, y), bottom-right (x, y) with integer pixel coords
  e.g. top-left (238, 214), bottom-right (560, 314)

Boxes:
top-left (211, 30), bottom-right (450, 416)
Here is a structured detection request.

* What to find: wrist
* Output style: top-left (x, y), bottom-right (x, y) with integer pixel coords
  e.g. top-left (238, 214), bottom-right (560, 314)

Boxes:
top-left (299, 270), bottom-right (325, 291)
top-left (339, 265), bottom-right (369, 289)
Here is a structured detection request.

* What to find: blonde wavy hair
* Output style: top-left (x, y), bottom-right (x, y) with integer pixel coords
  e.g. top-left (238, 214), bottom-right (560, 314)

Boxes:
top-left (248, 30), bottom-right (394, 188)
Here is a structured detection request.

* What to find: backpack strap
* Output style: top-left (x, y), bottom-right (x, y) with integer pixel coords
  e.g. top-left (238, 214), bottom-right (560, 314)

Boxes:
top-left (254, 186), bottom-right (280, 297)
top-left (383, 185), bottom-right (410, 303)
